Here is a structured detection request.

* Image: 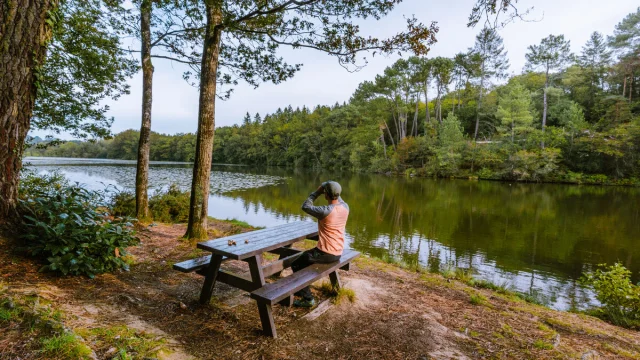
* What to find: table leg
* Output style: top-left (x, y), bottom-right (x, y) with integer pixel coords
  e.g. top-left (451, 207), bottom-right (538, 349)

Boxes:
top-left (247, 255), bottom-right (277, 337)
top-left (273, 244), bottom-right (292, 277)
top-left (329, 271), bottom-right (342, 290)
top-left (199, 254), bottom-right (223, 305)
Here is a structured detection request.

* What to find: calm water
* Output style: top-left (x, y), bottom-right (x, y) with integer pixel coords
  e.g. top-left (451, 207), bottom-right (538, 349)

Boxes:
top-left (24, 157), bottom-right (640, 310)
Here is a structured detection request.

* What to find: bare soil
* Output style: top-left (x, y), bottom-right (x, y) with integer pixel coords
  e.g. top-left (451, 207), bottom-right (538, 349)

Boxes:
top-left (1, 221), bottom-right (639, 359)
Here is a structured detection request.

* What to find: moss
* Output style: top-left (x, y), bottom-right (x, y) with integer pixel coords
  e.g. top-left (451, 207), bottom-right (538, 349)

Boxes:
top-left (469, 293), bottom-right (488, 306)
top-left (602, 342), bottom-right (640, 359)
top-left (532, 339), bottom-right (554, 350)
top-left (39, 333), bottom-right (93, 359)
top-left (78, 325), bottom-right (167, 359)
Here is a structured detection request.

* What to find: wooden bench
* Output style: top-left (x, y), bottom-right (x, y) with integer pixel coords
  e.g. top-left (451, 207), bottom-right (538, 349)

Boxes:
top-left (173, 255), bottom-right (229, 273)
top-left (250, 249), bottom-right (360, 338)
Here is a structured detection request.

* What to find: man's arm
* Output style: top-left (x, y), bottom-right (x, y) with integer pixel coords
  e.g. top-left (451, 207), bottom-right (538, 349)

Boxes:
top-left (301, 189), bottom-right (332, 220)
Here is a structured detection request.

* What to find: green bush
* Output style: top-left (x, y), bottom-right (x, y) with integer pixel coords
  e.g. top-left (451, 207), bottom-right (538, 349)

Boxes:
top-left (111, 184), bottom-right (190, 223)
top-left (582, 263), bottom-right (640, 328)
top-left (18, 173), bottom-right (138, 278)
top-left (149, 184), bottom-right (190, 223)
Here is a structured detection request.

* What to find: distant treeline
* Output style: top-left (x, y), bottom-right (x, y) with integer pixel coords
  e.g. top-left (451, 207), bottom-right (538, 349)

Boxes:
top-left (26, 131), bottom-right (197, 162)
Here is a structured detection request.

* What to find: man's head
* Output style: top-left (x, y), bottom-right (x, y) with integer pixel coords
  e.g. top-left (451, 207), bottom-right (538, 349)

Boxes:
top-left (322, 181), bottom-right (342, 201)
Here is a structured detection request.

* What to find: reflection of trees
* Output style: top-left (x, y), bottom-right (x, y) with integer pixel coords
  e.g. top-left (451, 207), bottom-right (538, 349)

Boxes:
top-left (224, 172), bottom-right (640, 288)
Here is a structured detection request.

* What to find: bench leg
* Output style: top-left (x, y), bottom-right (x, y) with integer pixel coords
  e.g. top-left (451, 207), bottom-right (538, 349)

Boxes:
top-left (257, 302), bottom-right (277, 338)
top-left (273, 244), bottom-right (292, 277)
top-left (278, 294), bottom-right (294, 307)
top-left (199, 254), bottom-right (224, 305)
top-left (329, 271), bottom-right (342, 290)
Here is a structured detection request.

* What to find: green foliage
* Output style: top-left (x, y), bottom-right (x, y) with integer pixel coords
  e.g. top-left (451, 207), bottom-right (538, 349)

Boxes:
top-left (496, 83), bottom-right (534, 142)
top-left (581, 263), bottom-right (640, 328)
top-left (33, 0), bottom-right (137, 139)
top-left (469, 293), bottom-right (488, 306)
top-left (112, 184), bottom-right (190, 223)
top-left (39, 333), bottom-right (93, 360)
top-left (78, 325), bottom-right (166, 360)
top-left (18, 173), bottom-right (138, 277)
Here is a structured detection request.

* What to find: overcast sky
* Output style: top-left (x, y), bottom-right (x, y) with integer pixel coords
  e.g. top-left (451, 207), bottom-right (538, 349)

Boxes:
top-left (32, 0), bottom-right (639, 139)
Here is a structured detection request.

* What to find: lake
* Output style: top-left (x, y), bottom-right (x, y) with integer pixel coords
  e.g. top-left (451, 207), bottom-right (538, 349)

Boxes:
top-left (24, 157), bottom-right (640, 310)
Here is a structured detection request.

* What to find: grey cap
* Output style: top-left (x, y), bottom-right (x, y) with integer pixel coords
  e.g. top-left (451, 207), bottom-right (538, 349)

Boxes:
top-left (322, 181), bottom-right (342, 200)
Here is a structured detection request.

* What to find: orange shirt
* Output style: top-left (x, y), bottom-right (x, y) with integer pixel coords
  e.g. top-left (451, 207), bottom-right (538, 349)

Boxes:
top-left (301, 192), bottom-right (349, 256)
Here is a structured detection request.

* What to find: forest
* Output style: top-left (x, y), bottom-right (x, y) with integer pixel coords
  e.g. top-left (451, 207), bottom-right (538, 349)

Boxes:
top-left (28, 9), bottom-right (640, 185)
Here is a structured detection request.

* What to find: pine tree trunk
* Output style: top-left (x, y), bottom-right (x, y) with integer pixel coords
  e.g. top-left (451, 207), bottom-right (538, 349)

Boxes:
top-left (185, 1), bottom-right (223, 239)
top-left (135, 0), bottom-right (154, 222)
top-left (541, 70), bottom-right (549, 149)
top-left (0, 0), bottom-right (55, 225)
top-left (474, 79), bottom-right (484, 140)
top-left (424, 79), bottom-right (430, 126)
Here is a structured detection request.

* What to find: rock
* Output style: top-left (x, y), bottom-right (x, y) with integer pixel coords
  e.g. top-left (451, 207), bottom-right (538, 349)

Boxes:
top-left (581, 350), bottom-right (599, 360)
top-left (179, 302), bottom-right (187, 310)
top-left (104, 347), bottom-right (118, 357)
top-left (4, 299), bottom-right (15, 309)
top-left (552, 333), bottom-right (561, 348)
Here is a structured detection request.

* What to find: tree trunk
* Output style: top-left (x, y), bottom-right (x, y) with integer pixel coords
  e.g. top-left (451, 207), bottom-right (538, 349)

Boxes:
top-left (185, 1), bottom-right (223, 239)
top-left (424, 79), bottom-right (430, 127)
top-left (412, 93), bottom-right (420, 136)
top-left (135, 0), bottom-right (154, 222)
top-left (0, 0), bottom-right (55, 225)
top-left (474, 77), bottom-right (484, 140)
top-left (541, 70), bottom-right (549, 149)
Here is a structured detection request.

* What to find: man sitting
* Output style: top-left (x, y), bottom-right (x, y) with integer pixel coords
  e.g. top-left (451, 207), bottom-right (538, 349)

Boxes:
top-left (292, 181), bottom-right (349, 307)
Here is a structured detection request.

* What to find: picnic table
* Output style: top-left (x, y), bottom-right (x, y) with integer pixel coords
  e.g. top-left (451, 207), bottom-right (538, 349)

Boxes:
top-left (173, 221), bottom-right (359, 338)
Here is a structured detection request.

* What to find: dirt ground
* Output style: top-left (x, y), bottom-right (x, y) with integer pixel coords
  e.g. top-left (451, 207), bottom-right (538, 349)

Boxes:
top-left (1, 221), bottom-right (640, 359)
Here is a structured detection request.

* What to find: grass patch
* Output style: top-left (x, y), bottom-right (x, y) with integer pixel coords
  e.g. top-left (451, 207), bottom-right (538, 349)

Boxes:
top-left (39, 333), bottom-right (93, 359)
top-left (79, 325), bottom-right (167, 359)
top-left (533, 339), bottom-right (554, 350)
top-left (318, 282), bottom-right (356, 304)
top-left (224, 218), bottom-right (253, 228)
top-left (470, 293), bottom-right (488, 306)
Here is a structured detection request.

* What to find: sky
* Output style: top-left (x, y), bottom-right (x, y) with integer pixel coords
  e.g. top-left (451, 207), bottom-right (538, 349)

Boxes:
top-left (32, 0), bottom-right (639, 139)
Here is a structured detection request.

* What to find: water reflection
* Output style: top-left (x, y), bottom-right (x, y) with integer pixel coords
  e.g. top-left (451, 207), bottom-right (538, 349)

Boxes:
top-left (24, 158), bottom-right (640, 310)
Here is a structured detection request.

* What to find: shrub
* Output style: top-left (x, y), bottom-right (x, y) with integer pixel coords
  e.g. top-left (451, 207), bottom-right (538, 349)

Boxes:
top-left (111, 184), bottom-right (190, 223)
top-left (18, 173), bottom-right (138, 278)
top-left (149, 184), bottom-right (190, 223)
top-left (582, 263), bottom-right (640, 328)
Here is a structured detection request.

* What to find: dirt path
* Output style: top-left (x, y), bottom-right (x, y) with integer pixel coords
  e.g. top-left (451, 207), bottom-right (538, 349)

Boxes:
top-left (1, 223), bottom-right (639, 359)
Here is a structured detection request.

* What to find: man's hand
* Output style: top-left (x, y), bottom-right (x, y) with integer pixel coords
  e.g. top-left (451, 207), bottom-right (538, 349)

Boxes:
top-left (316, 185), bottom-right (324, 194)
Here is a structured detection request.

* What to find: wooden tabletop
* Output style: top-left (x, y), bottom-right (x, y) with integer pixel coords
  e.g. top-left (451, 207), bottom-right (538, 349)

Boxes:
top-left (197, 221), bottom-right (318, 260)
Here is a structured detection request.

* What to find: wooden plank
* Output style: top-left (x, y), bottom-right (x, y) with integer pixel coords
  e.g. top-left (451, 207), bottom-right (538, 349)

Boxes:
top-left (195, 268), bottom-right (261, 292)
top-left (267, 247), bottom-right (301, 257)
top-left (197, 222), bottom-right (318, 259)
top-left (173, 255), bottom-right (229, 273)
top-left (197, 222), bottom-right (312, 253)
top-left (198, 254), bottom-right (223, 305)
top-left (217, 271), bottom-right (259, 292)
top-left (262, 252), bottom-right (304, 278)
top-left (251, 250), bottom-right (360, 305)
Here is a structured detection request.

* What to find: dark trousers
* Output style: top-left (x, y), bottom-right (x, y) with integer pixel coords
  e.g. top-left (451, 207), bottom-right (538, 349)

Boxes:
top-left (291, 247), bottom-right (340, 300)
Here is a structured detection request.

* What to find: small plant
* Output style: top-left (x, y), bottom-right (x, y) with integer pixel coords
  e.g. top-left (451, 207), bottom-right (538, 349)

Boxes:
top-left (581, 263), bottom-right (640, 328)
top-left (18, 173), bottom-right (139, 277)
top-left (79, 325), bottom-right (166, 359)
top-left (532, 339), bottom-right (554, 350)
top-left (470, 293), bottom-right (487, 306)
top-left (39, 333), bottom-right (93, 359)
top-left (318, 282), bottom-right (356, 304)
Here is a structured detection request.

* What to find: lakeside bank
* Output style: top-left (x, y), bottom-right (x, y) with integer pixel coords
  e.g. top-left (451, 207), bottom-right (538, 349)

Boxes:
top-left (1, 220), bottom-right (639, 359)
